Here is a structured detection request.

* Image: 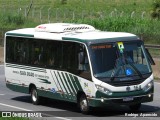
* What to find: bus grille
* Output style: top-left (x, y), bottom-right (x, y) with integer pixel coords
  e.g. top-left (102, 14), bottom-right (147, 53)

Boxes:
top-left (107, 79), bottom-right (144, 87)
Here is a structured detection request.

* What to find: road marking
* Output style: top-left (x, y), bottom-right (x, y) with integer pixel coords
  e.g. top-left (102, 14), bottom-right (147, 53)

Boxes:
top-left (0, 102), bottom-right (72, 120)
top-left (0, 103), bottom-right (32, 111)
top-left (0, 94), bottom-right (5, 95)
top-left (55, 117), bottom-right (72, 120)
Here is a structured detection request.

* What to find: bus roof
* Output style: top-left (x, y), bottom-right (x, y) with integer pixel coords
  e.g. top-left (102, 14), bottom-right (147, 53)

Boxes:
top-left (6, 23), bottom-right (140, 45)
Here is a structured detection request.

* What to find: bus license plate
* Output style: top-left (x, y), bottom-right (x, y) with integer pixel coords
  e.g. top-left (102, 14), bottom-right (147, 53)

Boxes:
top-left (123, 97), bottom-right (134, 102)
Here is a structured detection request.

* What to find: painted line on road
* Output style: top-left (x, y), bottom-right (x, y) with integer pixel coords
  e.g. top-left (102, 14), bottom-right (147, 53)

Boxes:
top-left (0, 94), bottom-right (5, 95)
top-left (0, 102), bottom-right (32, 111)
top-left (37, 112), bottom-right (72, 120)
top-left (55, 117), bottom-right (72, 120)
top-left (0, 102), bottom-right (72, 120)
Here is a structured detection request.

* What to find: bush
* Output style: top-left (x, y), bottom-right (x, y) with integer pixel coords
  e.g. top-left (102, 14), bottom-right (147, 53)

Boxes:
top-left (61, 0), bottom-right (67, 4)
top-left (151, 0), bottom-right (160, 19)
top-left (4, 14), bottom-right (25, 25)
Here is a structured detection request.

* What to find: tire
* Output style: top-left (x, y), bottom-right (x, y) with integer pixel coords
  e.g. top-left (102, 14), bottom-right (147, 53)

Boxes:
top-left (79, 94), bottom-right (90, 114)
top-left (129, 103), bottom-right (141, 111)
top-left (31, 87), bottom-right (40, 105)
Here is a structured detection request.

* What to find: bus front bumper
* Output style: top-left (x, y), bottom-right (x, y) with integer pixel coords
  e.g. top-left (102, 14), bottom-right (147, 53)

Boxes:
top-left (88, 93), bottom-right (153, 107)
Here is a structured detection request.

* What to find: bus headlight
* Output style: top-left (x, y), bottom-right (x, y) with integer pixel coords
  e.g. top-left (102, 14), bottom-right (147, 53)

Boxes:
top-left (143, 81), bottom-right (153, 92)
top-left (95, 85), bottom-right (112, 95)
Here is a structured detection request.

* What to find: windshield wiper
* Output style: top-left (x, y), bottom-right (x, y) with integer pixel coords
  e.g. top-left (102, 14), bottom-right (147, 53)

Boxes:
top-left (111, 66), bottom-right (125, 81)
top-left (111, 58), bottom-right (143, 81)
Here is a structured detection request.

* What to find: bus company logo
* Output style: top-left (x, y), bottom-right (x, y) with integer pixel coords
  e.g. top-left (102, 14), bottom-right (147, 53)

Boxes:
top-left (2, 112), bottom-right (11, 117)
top-left (126, 86), bottom-right (131, 91)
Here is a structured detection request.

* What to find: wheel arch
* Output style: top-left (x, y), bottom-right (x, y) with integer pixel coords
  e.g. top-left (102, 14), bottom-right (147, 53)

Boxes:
top-left (77, 91), bottom-right (86, 104)
top-left (29, 83), bottom-right (36, 94)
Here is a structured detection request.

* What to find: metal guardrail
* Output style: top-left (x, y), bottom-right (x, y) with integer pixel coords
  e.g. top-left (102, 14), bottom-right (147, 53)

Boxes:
top-left (145, 44), bottom-right (160, 49)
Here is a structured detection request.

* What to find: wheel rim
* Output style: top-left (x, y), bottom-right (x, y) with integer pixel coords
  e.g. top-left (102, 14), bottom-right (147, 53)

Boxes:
top-left (32, 89), bottom-right (37, 102)
top-left (80, 97), bottom-right (88, 111)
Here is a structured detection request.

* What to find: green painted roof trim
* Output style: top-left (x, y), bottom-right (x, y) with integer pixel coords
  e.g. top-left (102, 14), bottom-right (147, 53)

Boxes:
top-left (6, 33), bottom-right (34, 37)
top-left (62, 36), bottom-right (140, 44)
top-left (62, 37), bottom-right (86, 43)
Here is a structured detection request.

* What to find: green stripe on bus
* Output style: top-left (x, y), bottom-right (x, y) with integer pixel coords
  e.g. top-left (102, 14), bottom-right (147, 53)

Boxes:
top-left (62, 36), bottom-right (139, 43)
top-left (6, 83), bottom-right (29, 94)
top-left (6, 63), bottom-right (46, 70)
top-left (53, 71), bottom-right (65, 98)
top-left (57, 72), bottom-right (70, 99)
top-left (38, 78), bottom-right (51, 84)
top-left (6, 64), bottom-right (46, 72)
top-left (6, 33), bottom-right (34, 37)
top-left (50, 71), bottom-right (62, 97)
top-left (69, 74), bottom-right (79, 92)
top-left (62, 37), bottom-right (85, 43)
top-left (65, 73), bottom-right (77, 94)
top-left (7, 66), bottom-right (45, 72)
top-left (73, 76), bottom-right (83, 91)
top-left (61, 72), bottom-right (75, 100)
top-left (6, 64), bottom-right (45, 71)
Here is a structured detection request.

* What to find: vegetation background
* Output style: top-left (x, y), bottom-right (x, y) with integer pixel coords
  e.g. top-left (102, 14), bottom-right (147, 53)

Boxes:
top-left (0, 0), bottom-right (160, 44)
top-left (0, 0), bottom-right (160, 78)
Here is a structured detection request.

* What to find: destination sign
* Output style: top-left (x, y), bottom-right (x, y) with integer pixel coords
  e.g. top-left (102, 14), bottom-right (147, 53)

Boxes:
top-left (91, 44), bottom-right (112, 49)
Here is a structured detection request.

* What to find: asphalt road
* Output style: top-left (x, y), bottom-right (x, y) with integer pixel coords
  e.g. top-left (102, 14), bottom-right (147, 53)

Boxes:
top-left (0, 65), bottom-right (160, 120)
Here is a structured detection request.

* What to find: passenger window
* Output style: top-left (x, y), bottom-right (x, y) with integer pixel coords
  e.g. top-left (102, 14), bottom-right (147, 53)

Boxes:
top-left (6, 37), bottom-right (92, 81)
top-left (46, 41), bottom-right (63, 69)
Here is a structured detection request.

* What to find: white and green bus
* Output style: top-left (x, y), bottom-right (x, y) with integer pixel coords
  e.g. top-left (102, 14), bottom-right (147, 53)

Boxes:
top-left (4, 23), bottom-right (155, 114)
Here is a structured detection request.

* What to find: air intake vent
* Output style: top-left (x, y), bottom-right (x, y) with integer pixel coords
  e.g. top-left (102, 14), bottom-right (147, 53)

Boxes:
top-left (35, 23), bottom-right (95, 33)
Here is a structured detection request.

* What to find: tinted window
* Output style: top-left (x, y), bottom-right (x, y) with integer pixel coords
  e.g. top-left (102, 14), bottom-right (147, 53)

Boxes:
top-left (6, 36), bottom-right (91, 80)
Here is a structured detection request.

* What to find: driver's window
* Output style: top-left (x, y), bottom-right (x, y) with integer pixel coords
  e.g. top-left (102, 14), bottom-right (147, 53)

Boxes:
top-left (78, 45), bottom-right (91, 80)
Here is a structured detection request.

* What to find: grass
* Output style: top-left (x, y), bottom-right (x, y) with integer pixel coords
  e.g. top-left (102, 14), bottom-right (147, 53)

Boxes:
top-left (0, 0), bottom-right (160, 44)
top-left (148, 49), bottom-right (160, 58)
top-left (154, 77), bottom-right (160, 81)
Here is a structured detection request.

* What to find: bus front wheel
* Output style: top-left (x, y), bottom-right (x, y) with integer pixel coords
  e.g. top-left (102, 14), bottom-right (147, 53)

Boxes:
top-left (129, 103), bottom-right (141, 111)
top-left (31, 87), bottom-right (40, 105)
top-left (79, 94), bottom-right (90, 114)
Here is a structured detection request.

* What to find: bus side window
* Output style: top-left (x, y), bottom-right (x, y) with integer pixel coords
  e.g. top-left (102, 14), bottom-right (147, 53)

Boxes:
top-left (6, 37), bottom-right (14, 63)
top-left (78, 45), bottom-right (92, 80)
top-left (78, 49), bottom-right (89, 71)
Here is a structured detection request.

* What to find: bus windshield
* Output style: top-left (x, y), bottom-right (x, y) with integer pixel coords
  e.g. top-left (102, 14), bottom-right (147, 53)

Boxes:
top-left (89, 41), bottom-right (152, 79)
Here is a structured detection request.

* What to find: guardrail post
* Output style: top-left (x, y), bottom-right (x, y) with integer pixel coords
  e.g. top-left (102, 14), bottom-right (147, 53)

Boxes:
top-left (56, 8), bottom-right (59, 21)
top-left (110, 11), bottom-right (114, 17)
top-left (141, 11), bottom-right (146, 19)
top-left (48, 8), bottom-right (51, 23)
top-left (40, 7), bottom-right (43, 23)
top-left (131, 11), bottom-right (135, 18)
top-left (32, 7), bottom-right (36, 18)
top-left (72, 11), bottom-right (75, 20)
top-left (25, 6), bottom-right (28, 17)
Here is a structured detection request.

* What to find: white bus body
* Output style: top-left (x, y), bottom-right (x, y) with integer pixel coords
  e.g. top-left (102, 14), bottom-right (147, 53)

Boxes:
top-left (4, 23), bottom-right (154, 114)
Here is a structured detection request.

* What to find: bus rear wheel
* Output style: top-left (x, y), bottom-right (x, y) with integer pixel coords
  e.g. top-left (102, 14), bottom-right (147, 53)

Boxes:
top-left (79, 94), bottom-right (90, 114)
top-left (129, 103), bottom-right (141, 111)
top-left (31, 87), bottom-right (40, 105)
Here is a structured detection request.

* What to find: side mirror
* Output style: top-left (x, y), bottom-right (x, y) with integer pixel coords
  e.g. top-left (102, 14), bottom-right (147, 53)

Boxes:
top-left (145, 48), bottom-right (155, 65)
